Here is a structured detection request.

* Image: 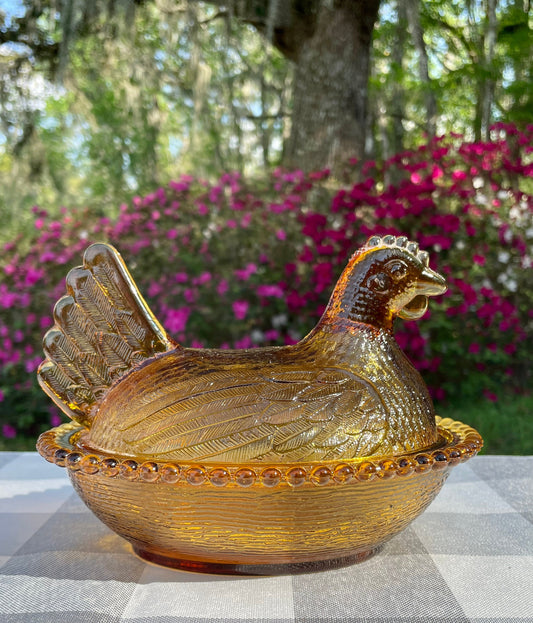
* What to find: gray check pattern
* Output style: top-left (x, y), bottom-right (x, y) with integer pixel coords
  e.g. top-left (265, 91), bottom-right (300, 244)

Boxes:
top-left (0, 452), bottom-right (532, 622)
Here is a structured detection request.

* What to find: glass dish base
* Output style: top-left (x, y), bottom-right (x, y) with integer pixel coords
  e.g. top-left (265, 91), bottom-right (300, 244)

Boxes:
top-left (37, 417), bottom-right (482, 575)
top-left (132, 544), bottom-right (383, 575)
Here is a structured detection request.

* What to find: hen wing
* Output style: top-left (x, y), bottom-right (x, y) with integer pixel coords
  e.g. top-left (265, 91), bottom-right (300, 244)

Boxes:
top-left (118, 366), bottom-right (389, 462)
top-left (38, 244), bottom-right (173, 426)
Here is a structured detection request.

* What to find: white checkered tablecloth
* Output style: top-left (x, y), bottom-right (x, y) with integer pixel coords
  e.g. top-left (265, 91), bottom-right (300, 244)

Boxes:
top-left (0, 452), bottom-right (532, 623)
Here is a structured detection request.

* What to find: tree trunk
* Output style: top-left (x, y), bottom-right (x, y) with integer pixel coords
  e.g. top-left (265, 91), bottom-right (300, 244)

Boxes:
top-left (406, 0), bottom-right (436, 138)
top-left (390, 0), bottom-right (408, 156)
top-left (480, 0), bottom-right (497, 141)
top-left (283, 0), bottom-right (381, 172)
top-left (473, 0), bottom-right (498, 142)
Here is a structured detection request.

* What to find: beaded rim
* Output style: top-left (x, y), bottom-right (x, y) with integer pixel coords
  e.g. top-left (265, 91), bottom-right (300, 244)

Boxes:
top-left (36, 417), bottom-right (482, 488)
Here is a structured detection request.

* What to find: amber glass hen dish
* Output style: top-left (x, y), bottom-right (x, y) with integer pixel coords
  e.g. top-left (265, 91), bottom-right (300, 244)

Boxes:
top-left (36, 235), bottom-right (482, 573)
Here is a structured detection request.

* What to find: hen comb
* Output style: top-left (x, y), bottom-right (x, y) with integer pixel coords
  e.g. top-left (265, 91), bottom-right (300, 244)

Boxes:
top-left (365, 235), bottom-right (430, 266)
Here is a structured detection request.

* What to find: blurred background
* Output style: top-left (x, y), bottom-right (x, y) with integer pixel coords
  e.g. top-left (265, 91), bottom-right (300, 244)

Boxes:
top-left (0, 0), bottom-right (532, 453)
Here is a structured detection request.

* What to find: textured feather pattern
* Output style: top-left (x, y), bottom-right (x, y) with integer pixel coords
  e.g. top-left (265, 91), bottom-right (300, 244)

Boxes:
top-left (90, 356), bottom-right (390, 462)
top-left (37, 244), bottom-right (173, 426)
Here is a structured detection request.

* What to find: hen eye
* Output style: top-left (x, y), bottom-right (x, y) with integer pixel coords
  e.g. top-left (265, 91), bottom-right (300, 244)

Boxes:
top-left (367, 272), bottom-right (391, 293)
top-left (387, 260), bottom-right (408, 281)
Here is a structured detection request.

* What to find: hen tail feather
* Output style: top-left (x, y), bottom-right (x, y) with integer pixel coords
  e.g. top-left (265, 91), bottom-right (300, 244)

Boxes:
top-left (38, 243), bottom-right (174, 427)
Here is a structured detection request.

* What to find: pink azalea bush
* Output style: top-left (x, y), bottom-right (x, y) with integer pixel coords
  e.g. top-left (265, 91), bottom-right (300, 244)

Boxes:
top-left (1, 124), bottom-right (532, 440)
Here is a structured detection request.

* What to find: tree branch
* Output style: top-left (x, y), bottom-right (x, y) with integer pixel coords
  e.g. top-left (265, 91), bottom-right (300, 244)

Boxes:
top-left (198, 10), bottom-right (229, 25)
top-left (244, 111), bottom-right (288, 120)
top-left (192, 0), bottom-right (320, 61)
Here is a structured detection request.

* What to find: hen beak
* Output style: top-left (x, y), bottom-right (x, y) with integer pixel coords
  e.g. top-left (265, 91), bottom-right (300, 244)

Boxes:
top-left (398, 267), bottom-right (447, 320)
top-left (417, 266), bottom-right (447, 296)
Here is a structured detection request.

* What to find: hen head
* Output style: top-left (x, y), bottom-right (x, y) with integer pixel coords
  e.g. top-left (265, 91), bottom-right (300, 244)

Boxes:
top-left (324, 235), bottom-right (447, 331)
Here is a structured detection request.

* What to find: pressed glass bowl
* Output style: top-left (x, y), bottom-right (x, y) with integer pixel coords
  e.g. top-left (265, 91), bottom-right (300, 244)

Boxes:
top-left (37, 416), bottom-right (482, 574)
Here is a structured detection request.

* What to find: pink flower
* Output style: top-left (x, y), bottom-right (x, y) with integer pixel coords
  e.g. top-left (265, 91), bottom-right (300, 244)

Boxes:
top-left (168, 180), bottom-right (190, 192)
top-left (0, 389), bottom-right (4, 401)
top-left (164, 308), bottom-right (190, 333)
top-left (209, 186), bottom-right (222, 203)
top-left (148, 282), bottom-right (162, 297)
top-left (0, 290), bottom-right (17, 309)
top-left (234, 335), bottom-right (253, 349)
top-left (285, 263), bottom-right (296, 276)
top-left (473, 254), bottom-right (486, 266)
top-left (184, 288), bottom-right (196, 303)
top-left (276, 229), bottom-right (287, 241)
top-left (226, 219), bottom-right (237, 229)
top-left (395, 332), bottom-right (408, 350)
top-left (468, 343), bottom-right (480, 354)
top-left (287, 291), bottom-right (306, 311)
top-left (217, 280), bottom-right (229, 295)
top-left (362, 161), bottom-right (376, 175)
top-left (40, 251), bottom-right (57, 262)
top-left (166, 229), bottom-right (178, 239)
top-left (40, 316), bottom-right (53, 329)
top-left (455, 280), bottom-right (478, 305)
top-left (431, 165), bottom-right (444, 180)
top-left (256, 284), bottom-right (283, 298)
top-left (309, 168), bottom-right (330, 180)
top-left (316, 244), bottom-right (335, 255)
top-left (465, 222), bottom-right (476, 237)
top-left (2, 424), bottom-right (16, 439)
top-left (197, 203), bottom-right (209, 216)
top-left (313, 262), bottom-right (333, 292)
top-left (232, 300), bottom-right (249, 320)
top-left (234, 264), bottom-right (257, 281)
top-left (24, 356), bottom-right (42, 373)
top-left (302, 213), bottom-right (327, 242)
top-left (283, 335), bottom-right (299, 346)
top-left (500, 300), bottom-right (516, 316)
top-left (174, 272), bottom-right (188, 283)
top-left (299, 247), bottom-right (314, 263)
top-left (483, 389), bottom-right (498, 402)
top-left (432, 387), bottom-right (446, 402)
top-left (476, 303), bottom-right (495, 319)
top-left (194, 272), bottom-right (211, 285)
top-left (420, 233), bottom-right (452, 250)
top-left (240, 213), bottom-right (252, 228)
